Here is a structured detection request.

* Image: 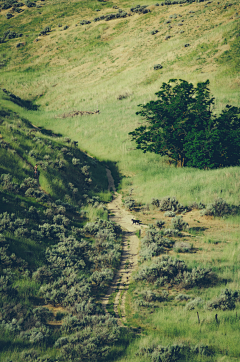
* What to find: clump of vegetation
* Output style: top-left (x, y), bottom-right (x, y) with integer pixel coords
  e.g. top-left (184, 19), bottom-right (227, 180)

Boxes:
top-left (152, 196), bottom-right (187, 213)
top-left (173, 241), bottom-right (192, 252)
top-left (130, 5), bottom-right (150, 14)
top-left (134, 255), bottom-right (216, 288)
top-left (139, 227), bottom-right (173, 262)
top-left (80, 20), bottom-right (91, 25)
top-left (154, 63), bottom-right (162, 70)
top-left (171, 216), bottom-right (189, 230)
top-left (206, 289), bottom-right (239, 311)
top-left (117, 92), bottom-right (131, 100)
top-left (135, 289), bottom-right (168, 307)
top-left (164, 211), bottom-right (176, 217)
top-left (39, 26), bottom-right (51, 36)
top-left (163, 228), bottom-right (179, 237)
top-left (175, 293), bottom-right (191, 301)
top-left (123, 197), bottom-right (135, 210)
top-left (185, 297), bottom-right (204, 310)
top-left (155, 219), bottom-right (165, 228)
top-left (136, 342), bottom-right (213, 360)
top-left (129, 79), bottom-right (240, 169)
top-left (201, 198), bottom-right (240, 217)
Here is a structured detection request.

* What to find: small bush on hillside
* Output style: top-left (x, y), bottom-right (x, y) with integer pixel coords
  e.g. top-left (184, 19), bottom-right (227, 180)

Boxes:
top-left (155, 219), bottom-right (165, 228)
top-left (63, 25), bottom-right (69, 30)
top-left (130, 5), bottom-right (150, 14)
top-left (163, 228), bottom-right (179, 236)
top-left (175, 293), bottom-right (191, 301)
top-left (201, 198), bottom-right (239, 217)
top-left (25, 0), bottom-right (36, 7)
top-left (185, 297), bottom-right (204, 310)
top-left (72, 158), bottom-right (81, 166)
top-left (171, 216), bottom-right (189, 230)
top-left (154, 64), bottom-right (162, 70)
top-left (123, 197), bottom-right (135, 210)
top-left (151, 30), bottom-right (159, 35)
top-left (164, 211), bottom-right (176, 217)
top-left (141, 289), bottom-right (168, 303)
top-left (173, 241), bottom-right (192, 252)
top-left (39, 26), bottom-right (51, 36)
top-left (6, 13), bottom-right (13, 19)
top-left (206, 289), bottom-right (239, 311)
top-left (80, 20), bottom-right (91, 25)
top-left (139, 228), bottom-right (173, 261)
top-left (135, 255), bottom-right (215, 288)
top-left (137, 342), bottom-right (213, 360)
top-left (117, 92), bottom-right (131, 100)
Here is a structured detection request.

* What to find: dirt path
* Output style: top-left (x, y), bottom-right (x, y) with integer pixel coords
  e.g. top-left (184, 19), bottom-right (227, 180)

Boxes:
top-left (102, 168), bottom-right (146, 326)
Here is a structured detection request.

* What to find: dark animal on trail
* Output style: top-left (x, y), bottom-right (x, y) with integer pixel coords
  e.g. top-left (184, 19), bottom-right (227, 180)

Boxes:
top-left (131, 219), bottom-right (141, 225)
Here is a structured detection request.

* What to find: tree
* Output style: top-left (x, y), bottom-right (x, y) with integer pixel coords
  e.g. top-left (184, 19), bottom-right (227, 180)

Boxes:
top-left (129, 79), bottom-right (240, 169)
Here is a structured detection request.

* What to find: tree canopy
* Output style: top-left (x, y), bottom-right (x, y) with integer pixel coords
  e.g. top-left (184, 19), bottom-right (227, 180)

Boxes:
top-left (129, 79), bottom-right (240, 169)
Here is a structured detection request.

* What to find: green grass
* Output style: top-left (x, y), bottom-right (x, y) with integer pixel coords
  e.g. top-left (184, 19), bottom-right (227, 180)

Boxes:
top-left (0, 0), bottom-right (240, 360)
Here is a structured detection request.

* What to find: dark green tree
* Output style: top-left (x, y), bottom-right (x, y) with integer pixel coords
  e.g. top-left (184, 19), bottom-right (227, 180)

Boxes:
top-left (129, 79), bottom-right (240, 169)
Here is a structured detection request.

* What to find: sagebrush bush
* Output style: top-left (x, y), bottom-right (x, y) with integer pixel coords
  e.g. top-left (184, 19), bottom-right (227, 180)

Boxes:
top-left (164, 211), bottom-right (176, 217)
top-left (139, 228), bottom-right (173, 261)
top-left (175, 293), bottom-right (191, 301)
top-left (185, 297), bottom-right (204, 310)
top-left (171, 216), bottom-right (189, 230)
top-left (173, 241), bottom-right (192, 252)
top-left (201, 198), bottom-right (239, 217)
top-left (206, 289), bottom-right (239, 311)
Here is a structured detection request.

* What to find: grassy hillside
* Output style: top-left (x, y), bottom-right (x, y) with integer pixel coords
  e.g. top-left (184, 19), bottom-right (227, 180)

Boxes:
top-left (0, 0), bottom-right (240, 207)
top-left (0, 0), bottom-right (240, 361)
top-left (0, 93), bottom-right (125, 361)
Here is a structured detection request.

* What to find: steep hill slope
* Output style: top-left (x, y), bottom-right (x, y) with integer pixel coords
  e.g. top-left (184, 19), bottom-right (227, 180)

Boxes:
top-left (0, 0), bottom-right (239, 206)
top-left (0, 93), bottom-right (123, 361)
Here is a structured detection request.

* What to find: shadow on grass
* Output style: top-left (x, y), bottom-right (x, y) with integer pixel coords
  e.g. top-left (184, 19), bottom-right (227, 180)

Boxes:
top-left (0, 338), bottom-right (30, 352)
top-left (188, 226), bottom-right (207, 235)
top-left (105, 327), bottom-right (139, 362)
top-left (104, 160), bottom-right (122, 191)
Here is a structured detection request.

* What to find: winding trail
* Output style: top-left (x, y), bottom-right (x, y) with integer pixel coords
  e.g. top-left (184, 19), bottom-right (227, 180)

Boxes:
top-left (102, 169), bottom-right (145, 326)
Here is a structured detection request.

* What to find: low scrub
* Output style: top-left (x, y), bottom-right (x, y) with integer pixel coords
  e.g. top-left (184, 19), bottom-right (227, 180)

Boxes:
top-left (134, 255), bottom-right (216, 288)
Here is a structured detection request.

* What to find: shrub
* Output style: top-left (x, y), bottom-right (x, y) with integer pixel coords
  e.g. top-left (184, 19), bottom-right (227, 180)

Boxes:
top-left (155, 219), bottom-right (165, 228)
top-left (175, 293), bottom-right (191, 301)
top-left (25, 0), bottom-right (36, 7)
top-left (117, 92), bottom-right (131, 100)
top-left (164, 211), bottom-right (176, 217)
top-left (63, 25), bottom-right (69, 30)
top-left (206, 289), bottom-right (239, 311)
top-left (173, 241), bottom-right (192, 252)
top-left (154, 64), bottom-right (162, 70)
top-left (72, 157), bottom-right (81, 165)
top-left (182, 267), bottom-right (216, 289)
top-left (163, 228), bottom-right (179, 236)
top-left (139, 229), bottom-right (173, 261)
top-left (185, 297), bottom-right (204, 310)
top-left (171, 216), bottom-right (189, 230)
top-left (201, 198), bottom-right (239, 217)
top-left (123, 197), bottom-right (135, 210)
top-left (134, 255), bottom-right (187, 283)
top-left (151, 30), bottom-right (159, 35)
top-left (39, 26), bottom-right (51, 36)
top-left (80, 20), bottom-right (91, 25)
top-left (6, 13), bottom-right (13, 19)
top-left (137, 342), bottom-right (213, 360)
